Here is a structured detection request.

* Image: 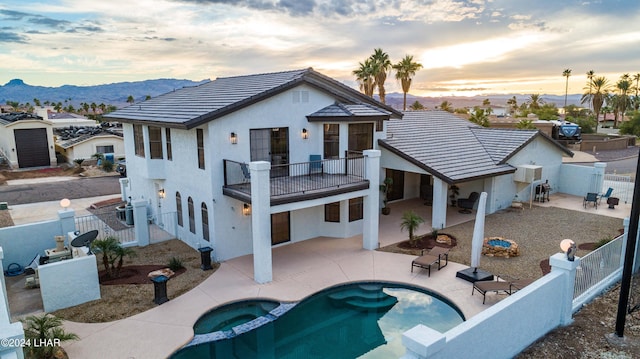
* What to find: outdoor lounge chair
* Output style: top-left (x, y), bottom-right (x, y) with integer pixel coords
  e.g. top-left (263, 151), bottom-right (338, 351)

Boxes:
top-left (583, 192), bottom-right (598, 209)
top-left (599, 187), bottom-right (613, 204)
top-left (458, 192), bottom-right (479, 214)
top-left (472, 276), bottom-right (534, 304)
top-left (240, 163), bottom-right (251, 183)
top-left (411, 246), bottom-right (449, 277)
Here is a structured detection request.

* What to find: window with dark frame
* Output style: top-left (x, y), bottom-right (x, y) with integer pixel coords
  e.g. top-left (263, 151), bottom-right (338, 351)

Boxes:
top-left (188, 197), bottom-right (195, 233)
top-left (176, 192), bottom-right (183, 227)
top-left (166, 128), bottom-right (172, 161)
top-left (324, 202), bottom-right (340, 223)
top-left (133, 124), bottom-right (144, 157)
top-left (201, 202), bottom-right (209, 242)
top-left (149, 126), bottom-right (163, 159)
top-left (349, 197), bottom-right (363, 222)
top-left (96, 145), bottom-right (114, 154)
top-left (197, 129), bottom-right (205, 169)
top-left (348, 123), bottom-right (373, 152)
top-left (323, 124), bottom-right (339, 159)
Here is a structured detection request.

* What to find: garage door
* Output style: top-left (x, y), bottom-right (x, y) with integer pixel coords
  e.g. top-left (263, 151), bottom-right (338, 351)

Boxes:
top-left (14, 128), bottom-right (50, 168)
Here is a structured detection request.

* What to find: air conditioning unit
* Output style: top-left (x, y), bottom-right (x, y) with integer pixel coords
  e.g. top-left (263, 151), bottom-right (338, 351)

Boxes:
top-left (514, 165), bottom-right (542, 183)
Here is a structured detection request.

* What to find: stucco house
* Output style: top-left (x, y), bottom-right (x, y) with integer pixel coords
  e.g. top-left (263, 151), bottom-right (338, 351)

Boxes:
top-left (380, 111), bottom-right (573, 228)
top-left (105, 68), bottom-right (402, 282)
top-left (0, 112), bottom-right (56, 168)
top-left (105, 68), bottom-right (572, 283)
top-left (54, 127), bottom-right (124, 165)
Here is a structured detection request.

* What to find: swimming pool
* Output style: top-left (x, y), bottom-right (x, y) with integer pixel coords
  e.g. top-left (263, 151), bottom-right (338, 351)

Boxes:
top-left (193, 299), bottom-right (281, 334)
top-left (171, 281), bottom-right (464, 359)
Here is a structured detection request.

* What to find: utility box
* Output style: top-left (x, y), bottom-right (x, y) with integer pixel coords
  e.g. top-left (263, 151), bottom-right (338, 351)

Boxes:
top-left (514, 165), bottom-right (542, 183)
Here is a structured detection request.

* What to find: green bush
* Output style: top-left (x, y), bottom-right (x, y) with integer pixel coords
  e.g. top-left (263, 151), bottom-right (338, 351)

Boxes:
top-left (168, 256), bottom-right (184, 271)
top-left (594, 237), bottom-right (612, 249)
top-left (101, 160), bottom-right (114, 172)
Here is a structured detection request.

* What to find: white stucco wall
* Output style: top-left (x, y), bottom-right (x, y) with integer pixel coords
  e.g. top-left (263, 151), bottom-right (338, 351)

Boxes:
top-left (0, 120), bottom-right (56, 168)
top-left (38, 254), bottom-right (101, 312)
top-left (59, 135), bottom-right (125, 163)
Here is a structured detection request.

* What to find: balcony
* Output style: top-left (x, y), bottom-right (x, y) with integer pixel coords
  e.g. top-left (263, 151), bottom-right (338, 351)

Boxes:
top-left (223, 154), bottom-right (369, 205)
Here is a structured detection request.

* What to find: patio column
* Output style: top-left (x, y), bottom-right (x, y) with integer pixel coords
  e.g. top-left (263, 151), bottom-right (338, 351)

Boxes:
top-left (432, 178), bottom-right (448, 229)
top-left (132, 199), bottom-right (150, 247)
top-left (250, 161), bottom-right (272, 284)
top-left (549, 252), bottom-right (580, 325)
top-left (363, 150), bottom-right (381, 250)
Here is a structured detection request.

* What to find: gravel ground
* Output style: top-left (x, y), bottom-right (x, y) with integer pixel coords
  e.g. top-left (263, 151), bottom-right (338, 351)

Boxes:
top-left (593, 148), bottom-right (640, 162)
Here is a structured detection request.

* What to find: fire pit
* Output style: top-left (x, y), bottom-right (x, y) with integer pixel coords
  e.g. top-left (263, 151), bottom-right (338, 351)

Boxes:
top-left (482, 237), bottom-right (520, 258)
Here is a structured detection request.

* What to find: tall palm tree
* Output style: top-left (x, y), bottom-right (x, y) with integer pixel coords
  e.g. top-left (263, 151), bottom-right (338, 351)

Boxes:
top-left (562, 68), bottom-right (572, 117)
top-left (439, 100), bottom-right (453, 112)
top-left (586, 70), bottom-right (594, 110)
top-left (392, 55), bottom-right (423, 110)
top-left (633, 73), bottom-right (640, 110)
top-left (506, 96), bottom-right (518, 115)
top-left (370, 48), bottom-right (392, 104)
top-left (526, 94), bottom-right (544, 109)
top-left (581, 76), bottom-right (610, 132)
top-left (615, 76), bottom-right (632, 128)
top-left (353, 58), bottom-right (378, 97)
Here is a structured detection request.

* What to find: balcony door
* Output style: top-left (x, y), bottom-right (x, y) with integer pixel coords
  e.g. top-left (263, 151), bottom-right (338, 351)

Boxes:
top-left (250, 127), bottom-right (289, 177)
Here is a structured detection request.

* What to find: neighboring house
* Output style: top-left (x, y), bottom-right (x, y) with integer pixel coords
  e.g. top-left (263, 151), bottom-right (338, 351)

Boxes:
top-left (0, 112), bottom-right (56, 168)
top-left (55, 127), bottom-right (124, 164)
top-left (105, 68), bottom-right (402, 283)
top-left (379, 111), bottom-right (573, 229)
top-left (36, 107), bottom-right (99, 128)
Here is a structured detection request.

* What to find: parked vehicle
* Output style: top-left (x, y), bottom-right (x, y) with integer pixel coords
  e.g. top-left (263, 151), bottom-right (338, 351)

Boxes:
top-left (550, 120), bottom-right (582, 144)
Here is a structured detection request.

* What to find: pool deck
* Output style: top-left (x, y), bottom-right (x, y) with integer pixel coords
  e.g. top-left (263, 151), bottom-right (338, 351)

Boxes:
top-left (59, 194), bottom-right (631, 359)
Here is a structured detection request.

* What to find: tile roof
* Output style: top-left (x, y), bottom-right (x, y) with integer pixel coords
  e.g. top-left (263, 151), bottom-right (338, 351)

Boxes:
top-left (0, 112), bottom-right (43, 125)
top-left (379, 111), bottom-right (571, 184)
top-left (307, 102), bottom-right (392, 121)
top-left (105, 68), bottom-right (401, 129)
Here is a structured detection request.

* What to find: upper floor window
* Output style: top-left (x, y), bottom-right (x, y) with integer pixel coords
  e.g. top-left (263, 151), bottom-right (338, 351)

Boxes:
top-left (197, 129), bottom-right (205, 169)
top-left (96, 145), bottom-right (114, 154)
top-left (166, 128), bottom-right (172, 161)
top-left (324, 124), bottom-right (339, 159)
top-left (176, 192), bottom-right (183, 227)
top-left (149, 126), bottom-right (163, 159)
top-left (133, 124), bottom-right (144, 157)
top-left (348, 123), bottom-right (373, 152)
top-left (188, 197), bottom-right (195, 233)
top-left (201, 202), bottom-right (209, 242)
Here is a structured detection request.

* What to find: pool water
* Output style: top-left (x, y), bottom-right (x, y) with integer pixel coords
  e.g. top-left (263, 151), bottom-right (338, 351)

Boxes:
top-left (171, 282), bottom-right (464, 359)
top-left (193, 300), bottom-right (280, 334)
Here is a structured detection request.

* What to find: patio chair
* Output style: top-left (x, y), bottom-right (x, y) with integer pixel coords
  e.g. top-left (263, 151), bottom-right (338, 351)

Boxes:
top-left (240, 163), bottom-right (251, 182)
top-left (599, 187), bottom-right (613, 204)
top-left (411, 246), bottom-right (449, 277)
top-left (472, 276), bottom-right (534, 304)
top-left (458, 192), bottom-right (479, 214)
top-left (309, 154), bottom-right (323, 176)
top-left (583, 192), bottom-right (598, 209)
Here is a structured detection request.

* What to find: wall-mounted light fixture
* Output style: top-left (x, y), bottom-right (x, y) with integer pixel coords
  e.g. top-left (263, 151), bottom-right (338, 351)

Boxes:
top-left (59, 198), bottom-right (71, 210)
top-left (243, 203), bottom-right (251, 216)
top-left (158, 188), bottom-right (165, 199)
top-left (302, 128), bottom-right (308, 139)
top-left (560, 239), bottom-right (576, 261)
top-left (230, 132), bottom-right (238, 144)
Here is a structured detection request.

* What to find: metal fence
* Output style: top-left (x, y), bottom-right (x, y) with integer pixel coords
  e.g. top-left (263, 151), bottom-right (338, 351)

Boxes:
top-left (573, 234), bottom-right (624, 308)
top-left (75, 208), bottom-right (136, 244)
top-left (603, 174), bottom-right (633, 204)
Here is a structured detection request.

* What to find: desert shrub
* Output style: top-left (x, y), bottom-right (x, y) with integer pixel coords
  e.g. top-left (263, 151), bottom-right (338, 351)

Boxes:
top-left (594, 237), bottom-right (613, 249)
top-left (168, 256), bottom-right (184, 271)
top-left (101, 160), bottom-right (114, 172)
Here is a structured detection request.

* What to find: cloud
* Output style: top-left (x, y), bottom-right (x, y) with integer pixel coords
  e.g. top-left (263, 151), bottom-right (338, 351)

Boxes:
top-left (0, 30), bottom-right (28, 43)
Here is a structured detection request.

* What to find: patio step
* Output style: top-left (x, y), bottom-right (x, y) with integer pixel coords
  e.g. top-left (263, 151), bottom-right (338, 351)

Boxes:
top-left (328, 286), bottom-right (398, 312)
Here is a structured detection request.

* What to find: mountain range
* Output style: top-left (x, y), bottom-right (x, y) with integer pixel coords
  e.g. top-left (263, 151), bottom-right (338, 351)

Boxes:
top-left (0, 78), bottom-right (583, 110)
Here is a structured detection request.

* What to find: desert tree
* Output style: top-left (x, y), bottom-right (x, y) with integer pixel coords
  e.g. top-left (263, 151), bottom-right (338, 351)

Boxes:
top-left (370, 48), bottom-right (392, 104)
top-left (392, 55), bottom-right (423, 110)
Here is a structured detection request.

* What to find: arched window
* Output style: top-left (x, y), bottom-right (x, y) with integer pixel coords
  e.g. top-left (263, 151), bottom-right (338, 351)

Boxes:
top-left (188, 197), bottom-right (195, 233)
top-left (176, 192), bottom-right (183, 227)
top-left (201, 203), bottom-right (209, 242)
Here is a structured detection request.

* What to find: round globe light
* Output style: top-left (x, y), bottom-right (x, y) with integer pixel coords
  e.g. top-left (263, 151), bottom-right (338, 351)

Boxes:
top-left (60, 198), bottom-right (71, 209)
top-left (560, 239), bottom-right (575, 253)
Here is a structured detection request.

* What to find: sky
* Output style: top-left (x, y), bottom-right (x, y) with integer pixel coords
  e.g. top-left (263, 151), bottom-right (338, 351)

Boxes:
top-left (1, 0), bottom-right (639, 97)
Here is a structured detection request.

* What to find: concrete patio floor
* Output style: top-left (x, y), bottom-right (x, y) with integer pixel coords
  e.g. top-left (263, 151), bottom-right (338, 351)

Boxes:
top-left (43, 193), bottom-right (637, 358)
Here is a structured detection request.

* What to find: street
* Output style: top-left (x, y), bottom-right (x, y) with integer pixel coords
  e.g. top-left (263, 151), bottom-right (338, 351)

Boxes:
top-left (0, 175), bottom-right (121, 205)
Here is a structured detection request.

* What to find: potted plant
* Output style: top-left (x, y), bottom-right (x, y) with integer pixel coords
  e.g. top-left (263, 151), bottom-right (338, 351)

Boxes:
top-left (380, 177), bottom-right (393, 215)
top-left (449, 185), bottom-right (459, 207)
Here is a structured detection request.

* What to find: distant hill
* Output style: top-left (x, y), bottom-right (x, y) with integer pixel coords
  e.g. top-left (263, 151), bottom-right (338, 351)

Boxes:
top-left (1, 77), bottom-right (584, 111)
top-left (0, 78), bottom-right (210, 108)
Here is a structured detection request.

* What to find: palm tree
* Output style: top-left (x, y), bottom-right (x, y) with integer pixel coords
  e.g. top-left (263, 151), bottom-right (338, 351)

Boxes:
top-left (409, 101), bottom-right (425, 110)
top-left (586, 70), bottom-right (594, 110)
top-left (369, 48), bottom-right (392, 104)
top-left (400, 210), bottom-right (424, 247)
top-left (353, 58), bottom-right (378, 97)
top-left (22, 314), bottom-right (79, 359)
top-left (469, 107), bottom-right (490, 127)
top-left (506, 96), bottom-right (518, 115)
top-left (615, 76), bottom-right (632, 128)
top-left (526, 94), bottom-right (544, 109)
top-left (562, 68), bottom-right (572, 116)
top-left (633, 73), bottom-right (640, 110)
top-left (91, 102), bottom-right (97, 113)
top-left (581, 76), bottom-right (610, 132)
top-left (392, 55), bottom-right (423, 110)
top-left (439, 100), bottom-right (453, 112)
top-left (127, 95), bottom-right (135, 104)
